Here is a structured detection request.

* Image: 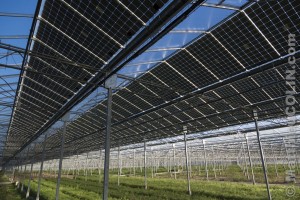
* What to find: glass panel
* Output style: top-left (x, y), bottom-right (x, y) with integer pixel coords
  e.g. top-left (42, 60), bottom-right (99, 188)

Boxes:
top-left (151, 32), bottom-right (200, 49)
top-left (223, 0), bottom-right (248, 7)
top-left (175, 6), bottom-right (234, 30)
top-left (206, 0), bottom-right (248, 8)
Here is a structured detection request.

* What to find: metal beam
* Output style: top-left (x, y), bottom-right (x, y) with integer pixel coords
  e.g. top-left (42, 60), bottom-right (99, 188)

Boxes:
top-left (111, 53), bottom-right (299, 129)
top-left (0, 35), bottom-right (28, 39)
top-left (0, 12), bottom-right (33, 18)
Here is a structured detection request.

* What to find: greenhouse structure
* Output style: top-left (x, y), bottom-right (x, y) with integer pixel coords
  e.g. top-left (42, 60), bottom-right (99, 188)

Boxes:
top-left (0, 0), bottom-right (299, 199)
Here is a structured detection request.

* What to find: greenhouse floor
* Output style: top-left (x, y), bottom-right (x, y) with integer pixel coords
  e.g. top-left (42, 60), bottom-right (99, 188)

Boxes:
top-left (2, 165), bottom-right (299, 200)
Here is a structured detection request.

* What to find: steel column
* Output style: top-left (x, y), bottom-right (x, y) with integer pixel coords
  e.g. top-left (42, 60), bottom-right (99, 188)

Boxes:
top-left (36, 134), bottom-right (47, 200)
top-left (133, 149), bottom-right (136, 176)
top-left (203, 140), bottom-right (208, 181)
top-left (55, 113), bottom-right (69, 200)
top-left (212, 146), bottom-right (217, 179)
top-left (283, 138), bottom-right (292, 171)
top-left (270, 145), bottom-right (279, 177)
top-left (98, 150), bottom-right (102, 180)
top-left (241, 142), bottom-right (250, 180)
top-left (18, 151), bottom-right (25, 190)
top-left (21, 147), bottom-right (30, 192)
top-left (26, 145), bottom-right (36, 198)
top-left (144, 140), bottom-right (147, 190)
top-left (173, 144), bottom-right (176, 179)
top-left (245, 134), bottom-right (255, 185)
top-left (253, 109), bottom-right (271, 200)
top-left (102, 86), bottom-right (113, 200)
top-left (151, 149), bottom-right (154, 178)
top-left (85, 153), bottom-right (89, 181)
top-left (118, 145), bottom-right (120, 186)
top-left (184, 126), bottom-right (191, 195)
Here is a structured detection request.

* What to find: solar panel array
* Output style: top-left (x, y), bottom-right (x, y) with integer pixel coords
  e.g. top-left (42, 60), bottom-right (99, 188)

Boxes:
top-left (3, 0), bottom-right (300, 165)
top-left (3, 0), bottom-right (170, 162)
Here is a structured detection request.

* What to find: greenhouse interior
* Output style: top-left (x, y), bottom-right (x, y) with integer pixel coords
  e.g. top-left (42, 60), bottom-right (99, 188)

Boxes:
top-left (0, 0), bottom-right (299, 199)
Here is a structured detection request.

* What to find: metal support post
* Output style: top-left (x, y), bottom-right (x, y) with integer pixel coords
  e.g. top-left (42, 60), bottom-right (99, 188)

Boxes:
top-left (102, 75), bottom-right (116, 200)
top-left (36, 134), bottom-right (47, 200)
top-left (98, 150), bottom-right (102, 183)
top-left (245, 134), bottom-right (255, 185)
top-left (17, 154), bottom-right (24, 189)
top-left (184, 126), bottom-right (192, 195)
top-left (283, 138), bottom-right (292, 171)
top-left (118, 145), bottom-right (120, 186)
top-left (85, 152), bottom-right (89, 181)
top-left (270, 145), bottom-right (279, 177)
top-left (26, 145), bottom-right (36, 198)
top-left (173, 144), bottom-right (176, 179)
top-left (212, 146), bottom-right (217, 179)
top-left (151, 149), bottom-right (154, 178)
top-left (21, 147), bottom-right (30, 192)
top-left (133, 149), bottom-right (136, 176)
top-left (55, 112), bottom-right (69, 200)
top-left (203, 140), bottom-right (208, 181)
top-left (253, 109), bottom-right (271, 200)
top-left (144, 140), bottom-right (147, 190)
top-left (241, 142), bottom-right (250, 180)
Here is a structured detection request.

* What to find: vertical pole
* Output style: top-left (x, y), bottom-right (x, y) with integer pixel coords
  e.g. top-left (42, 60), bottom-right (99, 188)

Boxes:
top-left (154, 152), bottom-right (157, 176)
top-left (212, 146), bottom-right (217, 180)
top-left (144, 140), bottom-right (147, 190)
top-left (55, 113), bottom-right (69, 200)
top-left (17, 153), bottom-right (23, 189)
top-left (198, 151), bottom-right (201, 176)
top-left (19, 152), bottom-right (26, 189)
top-left (21, 147), bottom-right (30, 192)
top-left (12, 167), bottom-right (16, 182)
top-left (169, 151), bottom-right (172, 177)
top-left (253, 109), bottom-right (271, 200)
top-left (151, 150), bottom-right (154, 178)
top-left (270, 145), bottom-right (278, 177)
top-left (133, 149), bottom-right (136, 176)
top-left (217, 150), bottom-right (221, 175)
top-left (36, 134), bottom-right (48, 200)
top-left (118, 145), bottom-right (120, 186)
top-left (85, 153), bottom-right (89, 181)
top-left (283, 138), bottom-right (292, 171)
top-left (26, 145), bottom-right (36, 198)
top-left (183, 126), bottom-right (191, 195)
top-left (245, 134), bottom-right (255, 185)
top-left (102, 86), bottom-right (113, 200)
top-left (203, 140), bottom-right (208, 181)
top-left (189, 149), bottom-right (192, 178)
top-left (98, 150), bottom-right (102, 183)
top-left (241, 142), bottom-right (250, 180)
top-left (173, 144), bottom-right (176, 179)
top-left (75, 152), bottom-right (79, 179)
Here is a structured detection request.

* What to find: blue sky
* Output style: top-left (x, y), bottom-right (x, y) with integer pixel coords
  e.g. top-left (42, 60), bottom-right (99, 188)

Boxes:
top-left (0, 0), bottom-right (37, 149)
top-left (0, 0), bottom-right (37, 47)
top-left (0, 0), bottom-right (37, 72)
